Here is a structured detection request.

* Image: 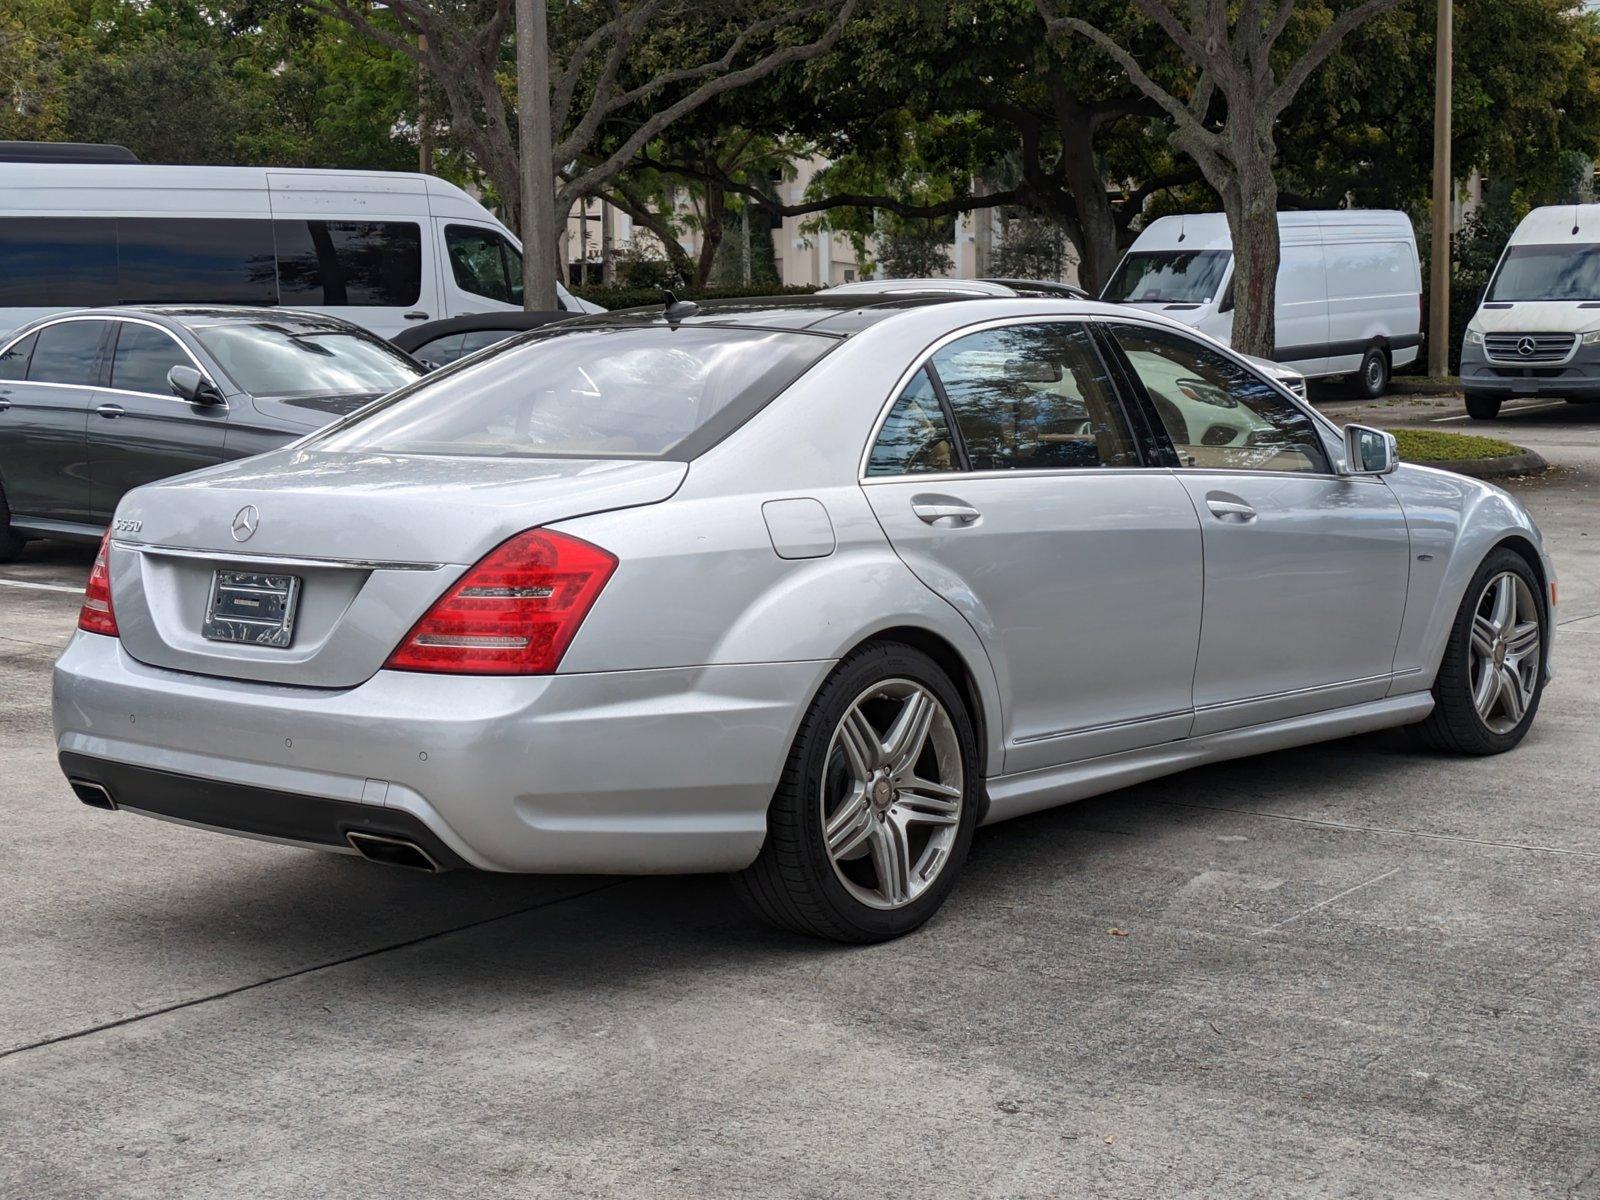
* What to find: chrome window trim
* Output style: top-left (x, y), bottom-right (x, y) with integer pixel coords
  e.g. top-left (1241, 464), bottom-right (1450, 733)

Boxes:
top-left (0, 314), bottom-right (222, 400)
top-left (856, 313), bottom-right (1148, 482)
top-left (105, 318), bottom-right (224, 404)
top-left (115, 540), bottom-right (445, 572)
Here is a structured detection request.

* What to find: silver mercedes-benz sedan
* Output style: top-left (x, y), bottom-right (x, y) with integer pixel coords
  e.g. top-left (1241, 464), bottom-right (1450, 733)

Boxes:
top-left (52, 293), bottom-right (1555, 942)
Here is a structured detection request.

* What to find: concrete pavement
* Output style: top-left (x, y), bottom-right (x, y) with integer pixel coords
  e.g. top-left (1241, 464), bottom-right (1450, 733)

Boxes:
top-left (0, 397), bottom-right (1595, 1198)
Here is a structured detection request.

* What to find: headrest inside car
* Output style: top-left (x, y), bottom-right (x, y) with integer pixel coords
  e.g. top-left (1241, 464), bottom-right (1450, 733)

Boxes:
top-left (1002, 357), bottom-right (1062, 384)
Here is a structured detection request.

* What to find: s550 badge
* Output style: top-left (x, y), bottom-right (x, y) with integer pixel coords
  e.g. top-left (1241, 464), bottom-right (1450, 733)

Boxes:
top-left (113, 519), bottom-right (142, 533)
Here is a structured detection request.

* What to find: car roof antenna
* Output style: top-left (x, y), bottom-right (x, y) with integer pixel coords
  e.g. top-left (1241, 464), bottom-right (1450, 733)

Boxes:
top-left (1177, 214), bottom-right (1186, 243)
top-left (662, 289), bottom-right (700, 324)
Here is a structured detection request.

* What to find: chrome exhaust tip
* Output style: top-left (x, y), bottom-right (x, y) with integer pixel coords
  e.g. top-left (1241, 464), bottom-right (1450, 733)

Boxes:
top-left (69, 778), bottom-right (117, 810)
top-left (346, 831), bottom-right (441, 873)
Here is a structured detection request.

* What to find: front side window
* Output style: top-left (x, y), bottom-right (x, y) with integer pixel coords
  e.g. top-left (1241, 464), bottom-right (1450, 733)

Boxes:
top-left (867, 367), bottom-right (957, 475)
top-left (117, 218), bottom-right (278, 305)
top-left (191, 320), bottom-right (423, 399)
top-left (1102, 250), bottom-right (1231, 304)
top-left (1485, 243), bottom-right (1600, 302)
top-left (275, 220), bottom-right (423, 307)
top-left (110, 323), bottom-right (192, 396)
top-left (446, 225), bottom-right (523, 305)
top-left (28, 321), bottom-right (108, 386)
top-left (1110, 324), bottom-right (1330, 474)
top-left (929, 322), bottom-right (1138, 471)
top-left (0, 332), bottom-right (37, 380)
top-left (312, 325), bottom-right (832, 460)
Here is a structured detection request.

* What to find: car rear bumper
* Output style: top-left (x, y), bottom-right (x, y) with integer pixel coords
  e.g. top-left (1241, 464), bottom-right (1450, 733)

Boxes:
top-left (53, 632), bottom-right (829, 874)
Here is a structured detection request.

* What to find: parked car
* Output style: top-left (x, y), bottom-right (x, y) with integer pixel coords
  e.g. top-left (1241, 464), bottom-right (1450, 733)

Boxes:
top-left (390, 310), bottom-right (571, 367)
top-left (1459, 203), bottom-right (1600, 420)
top-left (0, 306), bottom-right (425, 557)
top-left (55, 294), bottom-right (1553, 942)
top-left (0, 162), bottom-right (602, 343)
top-left (1101, 210), bottom-right (1422, 398)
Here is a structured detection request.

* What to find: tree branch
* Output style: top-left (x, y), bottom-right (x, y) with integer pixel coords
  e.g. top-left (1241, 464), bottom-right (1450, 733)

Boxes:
top-left (1269, 0), bottom-right (1404, 114)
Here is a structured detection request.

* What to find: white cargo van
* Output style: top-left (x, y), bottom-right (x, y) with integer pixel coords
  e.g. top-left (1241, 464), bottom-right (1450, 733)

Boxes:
top-left (1101, 210), bottom-right (1422, 397)
top-left (0, 164), bottom-right (600, 340)
top-left (1459, 203), bottom-right (1600, 419)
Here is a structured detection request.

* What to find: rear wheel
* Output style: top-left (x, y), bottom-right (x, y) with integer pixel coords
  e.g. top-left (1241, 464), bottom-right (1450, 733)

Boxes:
top-left (733, 642), bottom-right (980, 943)
top-left (1465, 394), bottom-right (1503, 421)
top-left (1411, 548), bottom-right (1546, 755)
top-left (0, 480), bottom-right (26, 563)
top-left (1356, 346), bottom-right (1390, 399)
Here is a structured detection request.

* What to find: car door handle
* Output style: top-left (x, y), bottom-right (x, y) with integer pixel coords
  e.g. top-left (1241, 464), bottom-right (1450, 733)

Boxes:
top-left (0, 398), bottom-right (10, 412)
top-left (95, 403), bottom-right (126, 419)
top-left (402, 311), bottom-right (431, 321)
top-left (1206, 496), bottom-right (1257, 522)
top-left (911, 498), bottom-right (982, 526)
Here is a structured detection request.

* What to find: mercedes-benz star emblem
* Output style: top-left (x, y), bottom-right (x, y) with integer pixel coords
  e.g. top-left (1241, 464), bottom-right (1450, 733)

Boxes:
top-left (231, 505), bottom-right (260, 542)
top-left (1516, 336), bottom-right (1538, 357)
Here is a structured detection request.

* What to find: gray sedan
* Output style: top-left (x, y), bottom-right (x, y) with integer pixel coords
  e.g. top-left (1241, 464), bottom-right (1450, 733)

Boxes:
top-left (52, 294), bottom-right (1556, 942)
top-left (0, 306), bottom-right (425, 556)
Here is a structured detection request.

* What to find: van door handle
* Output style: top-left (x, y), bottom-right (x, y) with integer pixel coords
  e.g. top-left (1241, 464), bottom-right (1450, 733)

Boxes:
top-left (1206, 496), bottom-right (1257, 522)
top-left (911, 498), bottom-right (982, 526)
top-left (95, 403), bottom-right (126, 419)
top-left (402, 311), bottom-right (430, 321)
top-left (0, 398), bottom-right (10, 412)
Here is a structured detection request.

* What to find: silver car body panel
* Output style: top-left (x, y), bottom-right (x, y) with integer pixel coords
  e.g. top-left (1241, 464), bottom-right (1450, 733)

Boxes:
top-left (54, 297), bottom-right (1557, 873)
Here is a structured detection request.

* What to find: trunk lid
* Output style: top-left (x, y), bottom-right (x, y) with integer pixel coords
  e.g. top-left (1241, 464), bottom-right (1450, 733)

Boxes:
top-left (107, 447), bottom-right (685, 687)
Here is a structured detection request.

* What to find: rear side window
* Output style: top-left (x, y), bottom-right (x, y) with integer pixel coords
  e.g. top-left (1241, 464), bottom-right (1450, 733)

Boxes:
top-left (867, 367), bottom-right (957, 475)
top-left (28, 320), bottom-right (107, 385)
top-left (275, 221), bottom-right (423, 307)
top-left (0, 218), bottom-right (117, 306)
top-left (110, 323), bottom-right (191, 396)
top-left (313, 326), bottom-right (833, 460)
top-left (1326, 241), bottom-right (1413, 299)
top-left (0, 332), bottom-right (36, 380)
top-left (117, 218), bottom-right (278, 305)
top-left (445, 225), bottom-right (523, 305)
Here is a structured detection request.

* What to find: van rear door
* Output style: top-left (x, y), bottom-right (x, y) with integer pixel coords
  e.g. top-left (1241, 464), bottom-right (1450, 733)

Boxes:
top-left (266, 173), bottom-right (442, 339)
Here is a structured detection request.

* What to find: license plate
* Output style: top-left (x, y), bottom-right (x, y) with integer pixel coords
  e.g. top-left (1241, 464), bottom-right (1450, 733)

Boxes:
top-left (202, 570), bottom-right (301, 647)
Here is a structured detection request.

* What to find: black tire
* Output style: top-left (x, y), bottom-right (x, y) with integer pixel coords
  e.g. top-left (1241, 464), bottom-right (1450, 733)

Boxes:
top-left (0, 480), bottom-right (26, 563)
top-left (1409, 548), bottom-right (1547, 755)
top-left (1356, 346), bottom-right (1390, 399)
top-left (733, 641), bottom-right (981, 943)
top-left (1465, 394), bottom-right (1502, 421)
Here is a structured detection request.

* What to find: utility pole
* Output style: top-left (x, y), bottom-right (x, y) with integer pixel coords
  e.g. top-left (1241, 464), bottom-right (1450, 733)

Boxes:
top-left (515, 0), bottom-right (559, 309)
top-left (1428, 0), bottom-right (1452, 378)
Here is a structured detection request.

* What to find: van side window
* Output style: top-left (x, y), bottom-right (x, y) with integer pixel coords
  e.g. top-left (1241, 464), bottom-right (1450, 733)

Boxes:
top-left (446, 226), bottom-right (524, 306)
top-left (27, 321), bottom-right (108, 386)
top-left (117, 218), bottom-right (278, 305)
top-left (0, 332), bottom-right (37, 380)
top-left (0, 218), bottom-right (117, 306)
top-left (275, 221), bottom-right (423, 308)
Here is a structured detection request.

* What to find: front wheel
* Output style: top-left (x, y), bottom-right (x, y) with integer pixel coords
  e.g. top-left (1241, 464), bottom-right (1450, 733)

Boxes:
top-left (733, 642), bottom-right (980, 942)
top-left (1411, 549), bottom-right (1547, 755)
top-left (1356, 346), bottom-right (1390, 399)
top-left (1465, 394), bottom-right (1503, 421)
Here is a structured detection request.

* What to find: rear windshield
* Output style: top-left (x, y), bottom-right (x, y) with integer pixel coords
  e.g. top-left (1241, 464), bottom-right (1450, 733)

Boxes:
top-left (1485, 243), bottom-right (1600, 302)
top-left (311, 325), bottom-right (834, 460)
top-left (193, 321), bottom-right (424, 399)
top-left (1101, 250), bottom-right (1231, 304)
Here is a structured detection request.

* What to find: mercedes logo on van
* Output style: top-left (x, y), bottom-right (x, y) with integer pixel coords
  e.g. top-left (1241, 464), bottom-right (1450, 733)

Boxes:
top-left (1516, 336), bottom-right (1538, 357)
top-left (231, 505), bottom-right (260, 542)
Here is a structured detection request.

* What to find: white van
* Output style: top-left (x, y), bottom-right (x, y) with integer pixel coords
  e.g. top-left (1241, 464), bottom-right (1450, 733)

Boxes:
top-left (1101, 210), bottom-right (1422, 397)
top-left (0, 164), bottom-right (601, 341)
top-left (1459, 203), bottom-right (1600, 419)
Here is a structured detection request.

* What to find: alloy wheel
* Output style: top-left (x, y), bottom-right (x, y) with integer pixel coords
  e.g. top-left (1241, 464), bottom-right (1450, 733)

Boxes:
top-left (820, 679), bottom-right (964, 911)
top-left (1468, 571), bottom-right (1541, 734)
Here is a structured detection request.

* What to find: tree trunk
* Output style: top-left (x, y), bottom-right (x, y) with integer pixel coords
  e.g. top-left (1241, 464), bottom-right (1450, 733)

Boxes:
top-left (693, 183), bottom-right (724, 288)
top-left (1215, 141), bottom-right (1280, 359)
top-left (1056, 119), bottom-right (1119, 292)
top-left (514, 0), bottom-right (559, 309)
top-left (600, 200), bottom-right (614, 286)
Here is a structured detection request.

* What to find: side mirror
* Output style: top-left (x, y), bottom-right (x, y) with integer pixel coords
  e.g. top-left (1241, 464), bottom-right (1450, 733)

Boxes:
top-left (167, 364), bottom-right (222, 405)
top-left (1343, 423), bottom-right (1398, 476)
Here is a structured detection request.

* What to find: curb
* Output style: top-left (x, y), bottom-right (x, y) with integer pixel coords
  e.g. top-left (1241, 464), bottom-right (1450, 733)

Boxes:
top-left (1406, 449), bottom-right (1548, 480)
top-left (1389, 377), bottom-right (1461, 396)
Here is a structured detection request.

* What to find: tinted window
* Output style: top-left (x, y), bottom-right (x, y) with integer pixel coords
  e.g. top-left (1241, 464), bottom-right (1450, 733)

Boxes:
top-left (413, 333), bottom-right (467, 365)
top-left (111, 323), bottom-right (191, 396)
top-left (1111, 324), bottom-right (1330, 473)
top-left (0, 218), bottom-right (117, 306)
top-left (446, 225), bottom-right (522, 305)
top-left (867, 367), bottom-right (957, 475)
top-left (28, 320), bottom-right (107, 385)
top-left (314, 326), bottom-right (831, 460)
top-left (1485, 243), bottom-right (1600, 302)
top-left (275, 221), bottom-right (423, 307)
top-left (0, 332), bottom-right (36, 380)
top-left (1102, 250), bottom-right (1230, 304)
top-left (929, 323), bottom-right (1138, 471)
top-left (191, 320), bottom-right (422, 399)
top-left (117, 218), bottom-right (278, 305)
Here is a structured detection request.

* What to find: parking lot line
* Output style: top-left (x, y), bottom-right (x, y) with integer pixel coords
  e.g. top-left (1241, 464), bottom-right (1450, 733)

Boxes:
top-left (1430, 401), bottom-right (1567, 423)
top-left (0, 579), bottom-right (82, 595)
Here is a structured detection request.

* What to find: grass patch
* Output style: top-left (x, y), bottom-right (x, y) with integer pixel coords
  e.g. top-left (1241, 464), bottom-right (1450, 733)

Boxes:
top-left (1388, 428), bottom-right (1523, 462)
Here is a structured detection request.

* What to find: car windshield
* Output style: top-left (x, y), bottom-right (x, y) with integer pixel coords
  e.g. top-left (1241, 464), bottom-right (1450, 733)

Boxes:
top-left (1101, 250), bottom-right (1231, 304)
top-left (192, 321), bottom-right (424, 399)
top-left (1485, 243), bottom-right (1600, 302)
top-left (310, 324), bottom-right (835, 460)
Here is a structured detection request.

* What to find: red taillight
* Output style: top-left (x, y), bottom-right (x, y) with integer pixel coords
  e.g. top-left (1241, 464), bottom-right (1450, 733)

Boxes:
top-left (78, 530), bottom-right (118, 637)
top-left (384, 529), bottom-right (617, 675)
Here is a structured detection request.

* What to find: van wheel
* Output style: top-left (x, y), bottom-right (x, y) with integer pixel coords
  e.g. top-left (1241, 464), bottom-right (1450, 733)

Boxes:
top-left (1356, 346), bottom-right (1390, 399)
top-left (0, 482), bottom-right (26, 563)
top-left (1465, 394), bottom-right (1502, 421)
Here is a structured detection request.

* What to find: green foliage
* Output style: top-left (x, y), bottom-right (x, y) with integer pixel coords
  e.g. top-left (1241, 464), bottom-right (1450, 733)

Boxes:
top-left (1389, 428), bottom-right (1522, 462)
top-left (612, 245), bottom-right (687, 290)
top-left (570, 282), bottom-right (820, 310)
top-left (65, 42), bottom-right (249, 163)
top-left (874, 220), bottom-right (954, 278)
top-left (992, 214), bottom-right (1077, 280)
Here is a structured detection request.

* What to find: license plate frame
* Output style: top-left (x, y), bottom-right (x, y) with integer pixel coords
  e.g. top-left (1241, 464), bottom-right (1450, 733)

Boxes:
top-left (202, 570), bottom-right (302, 648)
